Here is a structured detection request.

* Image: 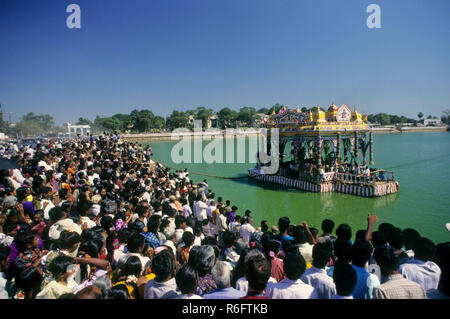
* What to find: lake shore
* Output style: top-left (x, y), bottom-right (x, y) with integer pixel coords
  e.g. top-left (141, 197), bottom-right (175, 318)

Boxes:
top-left (122, 126), bottom-right (449, 141)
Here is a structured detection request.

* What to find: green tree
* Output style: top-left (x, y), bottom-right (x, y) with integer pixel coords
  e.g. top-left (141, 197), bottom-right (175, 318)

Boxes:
top-left (166, 110), bottom-right (188, 130)
top-left (194, 106), bottom-right (215, 128)
top-left (97, 116), bottom-right (121, 132)
top-left (217, 107), bottom-right (238, 128)
top-left (153, 116), bottom-right (166, 131)
top-left (378, 113), bottom-right (391, 126)
top-left (256, 107), bottom-right (270, 115)
top-left (237, 106), bottom-right (257, 127)
top-left (76, 117), bottom-right (92, 125)
top-left (130, 109), bottom-right (156, 132)
top-left (441, 109), bottom-right (450, 124)
top-left (112, 113), bottom-right (133, 132)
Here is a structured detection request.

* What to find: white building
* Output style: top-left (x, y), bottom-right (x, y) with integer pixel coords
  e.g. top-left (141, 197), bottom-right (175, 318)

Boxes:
top-left (65, 123), bottom-right (91, 137)
top-left (424, 118), bottom-right (442, 126)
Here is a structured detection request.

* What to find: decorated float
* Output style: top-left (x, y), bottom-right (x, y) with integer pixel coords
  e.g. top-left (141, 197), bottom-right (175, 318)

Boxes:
top-left (249, 104), bottom-right (400, 197)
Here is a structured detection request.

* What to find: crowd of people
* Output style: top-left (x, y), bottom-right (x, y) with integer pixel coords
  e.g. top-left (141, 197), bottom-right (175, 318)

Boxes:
top-left (0, 133), bottom-right (448, 299)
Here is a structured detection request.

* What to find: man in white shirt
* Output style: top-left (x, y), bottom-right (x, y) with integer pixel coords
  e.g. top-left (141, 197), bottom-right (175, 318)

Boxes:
top-left (193, 197), bottom-right (207, 222)
top-left (266, 250), bottom-right (317, 299)
top-left (216, 207), bottom-right (228, 248)
top-left (294, 225), bottom-right (314, 264)
top-left (239, 217), bottom-right (255, 243)
top-left (398, 237), bottom-right (441, 292)
top-left (206, 200), bottom-right (217, 237)
top-left (48, 207), bottom-right (82, 241)
top-left (300, 242), bottom-right (336, 299)
top-left (144, 249), bottom-right (178, 299)
top-left (12, 169), bottom-right (25, 185)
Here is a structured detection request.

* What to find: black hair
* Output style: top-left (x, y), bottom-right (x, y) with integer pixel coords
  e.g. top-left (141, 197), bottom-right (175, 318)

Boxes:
top-left (58, 189), bottom-right (68, 201)
top-left (371, 230), bottom-right (387, 248)
top-left (0, 245), bottom-right (11, 263)
top-left (292, 225), bottom-right (309, 244)
top-left (355, 229), bottom-right (367, 242)
top-left (336, 224), bottom-right (352, 242)
top-left (312, 242), bottom-right (332, 268)
top-left (386, 227), bottom-right (404, 250)
top-left (334, 238), bottom-right (353, 263)
top-left (75, 285), bottom-right (103, 299)
top-left (261, 220), bottom-right (269, 232)
top-left (147, 214), bottom-right (161, 234)
top-left (135, 205), bottom-right (148, 218)
top-left (15, 266), bottom-right (43, 297)
top-left (284, 250), bottom-right (307, 280)
top-left (123, 255), bottom-right (142, 277)
top-left (58, 231), bottom-right (81, 250)
top-left (61, 201), bottom-right (73, 212)
top-left (188, 245), bottom-right (201, 265)
top-left (14, 231), bottom-right (35, 252)
top-left (48, 255), bottom-right (76, 278)
top-left (129, 220), bottom-right (145, 234)
top-left (378, 223), bottom-right (395, 237)
top-left (3, 222), bottom-right (18, 235)
top-left (152, 249), bottom-right (174, 281)
top-left (373, 245), bottom-right (399, 277)
top-left (182, 231), bottom-right (195, 247)
top-left (175, 215), bottom-right (186, 228)
top-left (321, 219), bottom-right (335, 234)
top-left (175, 263), bottom-right (198, 295)
top-left (201, 236), bottom-right (217, 247)
top-left (246, 254), bottom-right (271, 292)
top-left (79, 240), bottom-right (103, 258)
top-left (117, 228), bottom-right (132, 244)
top-left (100, 215), bottom-right (114, 232)
top-left (77, 200), bottom-right (93, 216)
top-left (333, 263), bottom-right (357, 296)
top-left (49, 206), bottom-right (65, 222)
top-left (413, 237), bottom-right (436, 262)
top-left (351, 239), bottom-right (373, 267)
top-left (223, 230), bottom-right (236, 248)
top-left (278, 217), bottom-right (290, 233)
top-left (108, 284), bottom-right (129, 299)
top-left (126, 233), bottom-right (145, 253)
top-left (402, 228), bottom-right (420, 251)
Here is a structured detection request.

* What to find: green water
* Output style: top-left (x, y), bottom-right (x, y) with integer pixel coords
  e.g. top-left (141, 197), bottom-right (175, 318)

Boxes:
top-left (145, 132), bottom-right (450, 244)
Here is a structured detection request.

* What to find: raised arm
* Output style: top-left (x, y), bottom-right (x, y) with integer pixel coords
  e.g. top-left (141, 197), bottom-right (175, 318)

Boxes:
top-left (301, 221), bottom-right (317, 245)
top-left (365, 212), bottom-right (378, 242)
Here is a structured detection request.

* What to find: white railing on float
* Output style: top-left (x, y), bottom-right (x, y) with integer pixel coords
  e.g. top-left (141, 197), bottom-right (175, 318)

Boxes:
top-left (335, 170), bottom-right (395, 185)
top-left (322, 172), bottom-right (335, 182)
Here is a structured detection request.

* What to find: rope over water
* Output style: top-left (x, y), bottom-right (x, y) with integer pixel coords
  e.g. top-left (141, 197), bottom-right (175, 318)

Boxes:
top-left (164, 164), bottom-right (248, 180)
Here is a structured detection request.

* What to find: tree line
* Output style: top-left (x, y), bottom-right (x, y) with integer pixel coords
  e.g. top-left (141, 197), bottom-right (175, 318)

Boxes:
top-left (1, 103), bottom-right (449, 138)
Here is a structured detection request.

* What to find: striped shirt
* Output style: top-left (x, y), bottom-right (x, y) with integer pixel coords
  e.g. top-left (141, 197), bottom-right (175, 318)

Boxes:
top-left (373, 274), bottom-right (427, 299)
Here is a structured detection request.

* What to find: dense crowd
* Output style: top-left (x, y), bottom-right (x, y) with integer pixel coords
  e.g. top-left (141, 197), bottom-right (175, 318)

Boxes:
top-left (0, 134), bottom-right (448, 299)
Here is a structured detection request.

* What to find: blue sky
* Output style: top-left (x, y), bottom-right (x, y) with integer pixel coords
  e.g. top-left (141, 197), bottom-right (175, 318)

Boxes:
top-left (0, 0), bottom-right (449, 124)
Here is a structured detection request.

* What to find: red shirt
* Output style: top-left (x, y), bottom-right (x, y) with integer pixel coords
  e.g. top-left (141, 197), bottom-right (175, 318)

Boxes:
top-left (271, 257), bottom-right (285, 283)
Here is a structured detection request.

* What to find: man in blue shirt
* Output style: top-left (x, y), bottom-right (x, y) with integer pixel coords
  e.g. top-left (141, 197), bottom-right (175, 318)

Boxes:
top-left (203, 261), bottom-right (246, 299)
top-left (275, 217), bottom-right (294, 246)
top-left (351, 239), bottom-right (380, 299)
